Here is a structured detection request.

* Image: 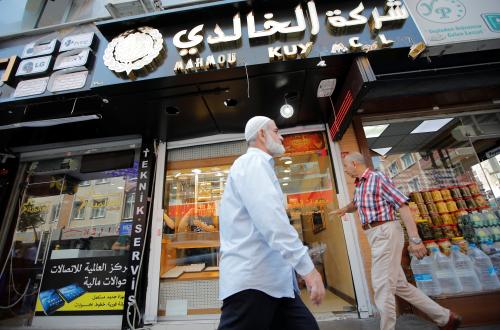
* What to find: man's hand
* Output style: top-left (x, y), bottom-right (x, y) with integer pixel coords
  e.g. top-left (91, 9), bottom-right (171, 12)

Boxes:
top-left (408, 242), bottom-right (427, 259)
top-left (329, 208), bottom-right (347, 219)
top-left (302, 268), bottom-right (325, 306)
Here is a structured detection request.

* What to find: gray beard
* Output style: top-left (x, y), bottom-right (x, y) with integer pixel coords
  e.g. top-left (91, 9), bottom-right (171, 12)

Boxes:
top-left (265, 132), bottom-right (285, 156)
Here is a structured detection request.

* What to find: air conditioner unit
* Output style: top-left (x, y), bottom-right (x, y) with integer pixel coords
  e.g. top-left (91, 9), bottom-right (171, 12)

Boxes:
top-left (105, 0), bottom-right (162, 18)
top-left (451, 125), bottom-right (476, 141)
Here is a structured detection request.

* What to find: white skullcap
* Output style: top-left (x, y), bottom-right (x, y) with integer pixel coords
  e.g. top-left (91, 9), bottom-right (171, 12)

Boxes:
top-left (244, 116), bottom-right (271, 141)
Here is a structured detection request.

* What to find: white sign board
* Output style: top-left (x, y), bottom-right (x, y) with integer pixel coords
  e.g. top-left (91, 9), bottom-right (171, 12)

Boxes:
top-left (404, 0), bottom-right (500, 53)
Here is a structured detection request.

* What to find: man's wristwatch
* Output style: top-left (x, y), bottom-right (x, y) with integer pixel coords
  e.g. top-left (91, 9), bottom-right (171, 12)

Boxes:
top-left (409, 237), bottom-right (422, 245)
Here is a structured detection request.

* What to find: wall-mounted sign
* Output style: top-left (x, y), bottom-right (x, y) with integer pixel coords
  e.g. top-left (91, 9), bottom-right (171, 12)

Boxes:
top-left (48, 69), bottom-right (89, 92)
top-left (103, 27), bottom-right (165, 79)
top-left (54, 48), bottom-right (91, 70)
top-left (13, 77), bottom-right (49, 98)
top-left (21, 37), bottom-right (58, 59)
top-left (60, 32), bottom-right (96, 52)
top-left (15, 55), bottom-right (52, 77)
top-left (404, 0), bottom-right (500, 54)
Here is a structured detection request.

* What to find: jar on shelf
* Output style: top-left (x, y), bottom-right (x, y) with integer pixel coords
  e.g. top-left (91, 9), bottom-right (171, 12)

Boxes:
top-left (436, 201), bottom-right (449, 214)
top-left (410, 192), bottom-right (424, 204)
top-left (455, 199), bottom-right (467, 210)
top-left (429, 212), bottom-right (443, 226)
top-left (460, 186), bottom-right (472, 198)
top-left (473, 194), bottom-right (488, 207)
top-left (416, 219), bottom-right (434, 241)
top-left (437, 238), bottom-right (452, 256)
top-left (451, 236), bottom-right (469, 254)
top-left (441, 213), bottom-right (454, 225)
top-left (445, 200), bottom-right (458, 212)
top-left (426, 202), bottom-right (438, 213)
top-left (468, 183), bottom-right (480, 195)
top-left (440, 188), bottom-right (452, 200)
top-left (450, 186), bottom-right (462, 199)
top-left (417, 203), bottom-right (429, 216)
top-left (450, 224), bottom-right (460, 237)
top-left (422, 190), bottom-right (434, 204)
top-left (432, 226), bottom-right (445, 240)
top-left (464, 197), bottom-right (477, 209)
top-left (431, 189), bottom-right (443, 202)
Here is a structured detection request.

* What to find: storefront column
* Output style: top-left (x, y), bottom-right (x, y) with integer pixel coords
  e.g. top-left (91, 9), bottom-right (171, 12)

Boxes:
top-left (144, 141), bottom-right (167, 324)
top-left (327, 125), bottom-right (373, 318)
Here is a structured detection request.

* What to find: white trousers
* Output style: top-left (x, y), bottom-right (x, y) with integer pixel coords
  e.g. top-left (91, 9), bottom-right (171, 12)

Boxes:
top-left (365, 221), bottom-right (450, 330)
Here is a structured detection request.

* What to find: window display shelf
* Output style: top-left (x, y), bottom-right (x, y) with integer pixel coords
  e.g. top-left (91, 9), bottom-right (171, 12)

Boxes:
top-left (161, 270), bottom-right (219, 281)
top-left (162, 232), bottom-right (220, 249)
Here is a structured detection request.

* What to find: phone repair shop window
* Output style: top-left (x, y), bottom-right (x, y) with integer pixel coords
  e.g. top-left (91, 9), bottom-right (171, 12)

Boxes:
top-left (41, 149), bottom-right (140, 259)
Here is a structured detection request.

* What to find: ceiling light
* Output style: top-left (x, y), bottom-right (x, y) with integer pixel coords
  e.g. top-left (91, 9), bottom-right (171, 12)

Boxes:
top-left (0, 114), bottom-right (101, 130)
top-left (280, 104), bottom-right (294, 118)
top-left (173, 186), bottom-right (177, 190)
top-left (117, 186), bottom-right (124, 190)
top-left (174, 172), bottom-right (181, 178)
top-left (216, 172), bottom-right (223, 177)
top-left (372, 147), bottom-right (392, 156)
top-left (284, 160), bottom-right (292, 165)
top-left (363, 124), bottom-right (389, 138)
top-left (411, 118), bottom-right (454, 134)
top-left (284, 168), bottom-right (291, 173)
top-left (282, 182), bottom-right (289, 186)
top-left (192, 169), bottom-right (201, 174)
top-left (283, 177), bottom-right (290, 180)
top-left (223, 99), bottom-right (237, 107)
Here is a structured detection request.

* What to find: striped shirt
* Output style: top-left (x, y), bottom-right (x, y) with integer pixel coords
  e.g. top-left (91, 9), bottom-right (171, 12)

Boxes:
top-left (353, 168), bottom-right (409, 225)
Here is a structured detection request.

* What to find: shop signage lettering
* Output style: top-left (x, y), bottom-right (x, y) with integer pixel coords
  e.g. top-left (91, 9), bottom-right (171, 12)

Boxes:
top-left (16, 55), bottom-right (52, 77)
top-left (404, 0), bottom-right (500, 54)
top-left (53, 48), bottom-right (91, 70)
top-left (60, 32), bottom-right (96, 52)
top-left (169, 0), bottom-right (408, 73)
top-left (122, 145), bottom-right (152, 330)
top-left (174, 53), bottom-right (236, 73)
top-left (21, 37), bottom-right (58, 58)
top-left (36, 256), bottom-right (128, 316)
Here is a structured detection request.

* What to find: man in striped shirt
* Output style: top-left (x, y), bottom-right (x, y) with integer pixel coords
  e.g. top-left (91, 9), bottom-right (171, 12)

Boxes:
top-left (331, 152), bottom-right (461, 330)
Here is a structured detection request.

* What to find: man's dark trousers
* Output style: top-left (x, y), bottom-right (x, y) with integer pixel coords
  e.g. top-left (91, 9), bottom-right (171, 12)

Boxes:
top-left (217, 289), bottom-right (319, 330)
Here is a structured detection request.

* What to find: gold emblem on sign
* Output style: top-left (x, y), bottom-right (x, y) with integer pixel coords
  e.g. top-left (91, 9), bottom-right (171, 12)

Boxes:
top-left (103, 26), bottom-right (165, 79)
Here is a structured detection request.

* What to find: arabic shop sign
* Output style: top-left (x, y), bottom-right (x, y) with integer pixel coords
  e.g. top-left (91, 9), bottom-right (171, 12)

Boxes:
top-left (99, 0), bottom-right (418, 78)
top-left (0, 31), bottom-right (96, 99)
top-left (36, 256), bottom-right (128, 316)
top-left (172, 0), bottom-right (408, 73)
top-left (404, 0), bottom-right (500, 52)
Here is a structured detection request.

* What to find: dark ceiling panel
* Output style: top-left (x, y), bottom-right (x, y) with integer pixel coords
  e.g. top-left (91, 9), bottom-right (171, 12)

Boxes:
top-left (370, 136), bottom-right (405, 148)
top-left (380, 122), bottom-right (421, 137)
top-left (202, 71), bottom-right (308, 133)
top-left (397, 133), bottom-right (436, 147)
top-left (164, 95), bottom-right (217, 141)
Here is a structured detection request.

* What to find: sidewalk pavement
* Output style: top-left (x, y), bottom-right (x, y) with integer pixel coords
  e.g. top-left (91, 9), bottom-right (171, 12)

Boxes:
top-left (319, 314), bottom-right (500, 330)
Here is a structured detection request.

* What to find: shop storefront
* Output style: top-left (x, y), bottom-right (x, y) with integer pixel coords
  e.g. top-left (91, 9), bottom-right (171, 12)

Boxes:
top-left (333, 0), bottom-right (500, 326)
top-left (4, 0), bottom-right (492, 329)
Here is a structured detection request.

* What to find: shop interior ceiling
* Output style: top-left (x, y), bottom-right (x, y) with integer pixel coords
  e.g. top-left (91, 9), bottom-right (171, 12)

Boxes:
top-left (365, 113), bottom-right (500, 156)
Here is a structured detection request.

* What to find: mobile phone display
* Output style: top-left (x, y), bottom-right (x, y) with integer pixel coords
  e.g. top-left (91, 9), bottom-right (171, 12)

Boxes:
top-left (39, 289), bottom-right (65, 315)
top-left (57, 283), bottom-right (86, 303)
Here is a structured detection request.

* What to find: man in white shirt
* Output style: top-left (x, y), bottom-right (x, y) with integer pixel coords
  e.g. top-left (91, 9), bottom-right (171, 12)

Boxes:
top-left (218, 116), bottom-right (325, 330)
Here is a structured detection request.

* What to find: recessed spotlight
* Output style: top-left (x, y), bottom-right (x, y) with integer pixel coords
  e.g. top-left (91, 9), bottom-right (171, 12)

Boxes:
top-left (280, 104), bottom-right (294, 118)
top-left (224, 99), bottom-right (237, 107)
top-left (192, 169), bottom-right (201, 174)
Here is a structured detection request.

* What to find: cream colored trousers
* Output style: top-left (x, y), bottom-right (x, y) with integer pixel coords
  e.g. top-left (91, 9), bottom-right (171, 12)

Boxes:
top-left (365, 221), bottom-right (450, 330)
